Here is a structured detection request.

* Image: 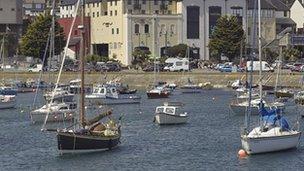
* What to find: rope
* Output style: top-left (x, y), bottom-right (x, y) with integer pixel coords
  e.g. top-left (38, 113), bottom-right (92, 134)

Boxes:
top-left (41, 0), bottom-right (81, 131)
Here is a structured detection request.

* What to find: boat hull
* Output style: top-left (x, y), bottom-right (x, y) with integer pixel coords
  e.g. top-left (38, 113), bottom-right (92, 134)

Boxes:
top-left (30, 111), bottom-right (74, 123)
top-left (57, 132), bottom-right (120, 152)
top-left (275, 91), bottom-right (294, 98)
top-left (0, 100), bottom-right (16, 109)
top-left (147, 92), bottom-right (169, 99)
top-left (155, 113), bottom-right (188, 125)
top-left (241, 133), bottom-right (301, 154)
top-left (86, 97), bottom-right (141, 105)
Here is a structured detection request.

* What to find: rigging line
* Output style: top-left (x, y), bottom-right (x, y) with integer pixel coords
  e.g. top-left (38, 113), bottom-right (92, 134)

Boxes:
top-left (31, 28), bottom-right (51, 110)
top-left (41, 0), bottom-right (81, 131)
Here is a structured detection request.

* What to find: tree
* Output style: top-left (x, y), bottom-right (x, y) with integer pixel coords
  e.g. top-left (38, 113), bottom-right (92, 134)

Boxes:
top-left (166, 44), bottom-right (188, 58)
top-left (262, 48), bottom-right (278, 64)
top-left (20, 14), bottom-right (65, 62)
top-left (132, 48), bottom-right (151, 67)
top-left (208, 15), bottom-right (244, 62)
top-left (282, 48), bottom-right (301, 61)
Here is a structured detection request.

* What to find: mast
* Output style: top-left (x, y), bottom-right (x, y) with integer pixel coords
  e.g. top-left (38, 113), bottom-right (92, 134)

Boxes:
top-left (258, 0), bottom-right (262, 101)
top-left (48, 0), bottom-right (56, 82)
top-left (79, 0), bottom-right (86, 128)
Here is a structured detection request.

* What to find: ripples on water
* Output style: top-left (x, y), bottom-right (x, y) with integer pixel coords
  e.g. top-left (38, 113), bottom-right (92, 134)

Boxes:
top-left (0, 90), bottom-right (304, 170)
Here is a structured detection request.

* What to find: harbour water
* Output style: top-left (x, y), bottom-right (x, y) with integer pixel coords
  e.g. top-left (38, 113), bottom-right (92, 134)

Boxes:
top-left (1, 90), bottom-right (304, 170)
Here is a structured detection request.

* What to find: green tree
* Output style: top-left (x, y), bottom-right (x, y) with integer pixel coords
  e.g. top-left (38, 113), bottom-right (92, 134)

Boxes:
top-left (262, 48), bottom-right (278, 64)
top-left (166, 44), bottom-right (188, 57)
top-left (20, 14), bottom-right (65, 61)
top-left (283, 48), bottom-right (301, 61)
top-left (132, 49), bottom-right (151, 67)
top-left (209, 15), bottom-right (244, 62)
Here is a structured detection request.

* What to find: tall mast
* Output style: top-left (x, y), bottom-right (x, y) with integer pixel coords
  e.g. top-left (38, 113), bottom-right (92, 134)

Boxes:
top-left (258, 0), bottom-right (262, 100)
top-left (48, 0), bottom-right (56, 81)
top-left (79, 0), bottom-right (86, 128)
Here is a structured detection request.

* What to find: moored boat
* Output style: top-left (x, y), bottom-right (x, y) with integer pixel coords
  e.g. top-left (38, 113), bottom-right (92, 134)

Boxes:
top-left (154, 102), bottom-right (188, 125)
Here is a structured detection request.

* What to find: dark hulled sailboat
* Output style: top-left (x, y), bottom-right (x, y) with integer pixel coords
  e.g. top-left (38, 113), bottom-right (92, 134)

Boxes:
top-left (51, 0), bottom-right (120, 153)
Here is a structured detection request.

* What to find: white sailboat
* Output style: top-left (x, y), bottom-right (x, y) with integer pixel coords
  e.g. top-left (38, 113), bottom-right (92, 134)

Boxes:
top-left (154, 102), bottom-right (188, 125)
top-left (240, 0), bottom-right (301, 155)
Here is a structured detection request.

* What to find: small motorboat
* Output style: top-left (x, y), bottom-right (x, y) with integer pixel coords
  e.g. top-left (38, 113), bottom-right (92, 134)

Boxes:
top-left (180, 78), bottom-right (202, 93)
top-left (30, 102), bottom-right (76, 123)
top-left (0, 95), bottom-right (16, 109)
top-left (147, 86), bottom-right (170, 99)
top-left (154, 102), bottom-right (188, 125)
top-left (275, 89), bottom-right (294, 98)
top-left (86, 84), bottom-right (141, 105)
top-left (230, 99), bottom-right (285, 115)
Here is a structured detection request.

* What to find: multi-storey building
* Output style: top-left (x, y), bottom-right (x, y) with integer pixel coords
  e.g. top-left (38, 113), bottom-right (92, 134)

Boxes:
top-left (290, 0), bottom-right (304, 33)
top-left (0, 0), bottom-right (23, 57)
top-left (180, 0), bottom-right (247, 61)
top-left (60, 0), bottom-right (182, 65)
top-left (23, 0), bottom-right (47, 17)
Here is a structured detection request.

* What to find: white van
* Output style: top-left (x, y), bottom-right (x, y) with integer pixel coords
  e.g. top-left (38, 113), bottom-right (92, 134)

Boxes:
top-left (28, 64), bottom-right (43, 72)
top-left (246, 61), bottom-right (274, 72)
top-left (164, 58), bottom-right (189, 72)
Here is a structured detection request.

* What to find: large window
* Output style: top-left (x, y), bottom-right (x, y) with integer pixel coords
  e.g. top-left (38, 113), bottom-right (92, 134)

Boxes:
top-left (209, 6), bottom-right (221, 37)
top-left (144, 24), bottom-right (149, 33)
top-left (187, 6), bottom-right (200, 39)
top-left (135, 24), bottom-right (140, 34)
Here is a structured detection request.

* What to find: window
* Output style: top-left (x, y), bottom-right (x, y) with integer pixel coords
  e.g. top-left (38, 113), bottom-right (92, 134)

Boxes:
top-left (141, 10), bottom-right (145, 14)
top-left (155, 10), bottom-right (159, 14)
top-left (135, 24), bottom-right (140, 34)
top-left (231, 7), bottom-right (243, 17)
top-left (112, 28), bottom-right (115, 34)
top-left (143, 0), bottom-right (146, 4)
top-left (87, 12), bottom-right (90, 16)
top-left (168, 10), bottom-right (172, 14)
top-left (110, 1), bottom-right (112, 6)
top-left (115, 0), bottom-right (117, 5)
top-left (110, 11), bottom-right (113, 16)
top-left (66, 6), bottom-right (68, 10)
top-left (170, 24), bottom-right (175, 34)
top-left (117, 28), bottom-right (119, 34)
top-left (187, 6), bottom-right (200, 39)
top-left (0, 8), bottom-right (3, 11)
top-left (93, 3), bottom-right (95, 7)
top-left (169, 0), bottom-right (172, 5)
top-left (115, 10), bottom-right (117, 15)
top-left (36, 4), bottom-right (42, 9)
top-left (128, 9), bottom-right (132, 14)
top-left (97, 12), bottom-right (99, 17)
top-left (97, 3), bottom-right (99, 7)
top-left (154, 0), bottom-right (158, 5)
top-left (144, 24), bottom-right (149, 33)
top-left (128, 0), bottom-right (132, 5)
top-left (160, 24), bottom-right (166, 33)
top-left (66, 14), bottom-right (68, 18)
top-left (209, 6), bottom-right (221, 37)
top-left (74, 30), bottom-right (78, 35)
top-left (284, 11), bottom-right (288, 17)
top-left (93, 12), bottom-right (95, 17)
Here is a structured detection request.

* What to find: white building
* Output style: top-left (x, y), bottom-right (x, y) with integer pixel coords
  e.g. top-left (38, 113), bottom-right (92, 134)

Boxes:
top-left (290, 0), bottom-right (304, 32)
top-left (180, 0), bottom-right (247, 61)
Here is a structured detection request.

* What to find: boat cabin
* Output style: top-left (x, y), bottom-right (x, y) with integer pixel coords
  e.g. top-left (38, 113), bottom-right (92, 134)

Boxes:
top-left (92, 85), bottom-right (119, 98)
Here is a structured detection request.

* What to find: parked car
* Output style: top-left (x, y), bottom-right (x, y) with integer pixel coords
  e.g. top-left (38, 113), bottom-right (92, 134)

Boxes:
top-left (95, 62), bottom-right (121, 72)
top-left (291, 63), bottom-right (303, 72)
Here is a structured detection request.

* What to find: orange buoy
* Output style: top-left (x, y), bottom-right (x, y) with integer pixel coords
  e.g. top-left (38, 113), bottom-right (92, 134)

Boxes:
top-left (238, 149), bottom-right (247, 158)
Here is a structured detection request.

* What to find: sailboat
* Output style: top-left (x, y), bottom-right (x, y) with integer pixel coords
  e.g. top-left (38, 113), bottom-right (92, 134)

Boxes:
top-left (240, 0), bottom-right (301, 154)
top-left (274, 55), bottom-right (294, 98)
top-left (43, 0), bottom-right (120, 153)
top-left (146, 54), bottom-right (170, 99)
top-left (0, 26), bottom-right (17, 108)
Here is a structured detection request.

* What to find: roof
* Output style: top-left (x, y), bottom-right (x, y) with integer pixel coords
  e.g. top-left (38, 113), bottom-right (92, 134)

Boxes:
top-left (248, 0), bottom-right (290, 11)
top-left (276, 17), bottom-right (296, 25)
top-left (60, 0), bottom-right (102, 6)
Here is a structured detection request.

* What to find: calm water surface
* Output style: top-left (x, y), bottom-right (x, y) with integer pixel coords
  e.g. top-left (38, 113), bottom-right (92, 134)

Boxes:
top-left (1, 89), bottom-right (304, 170)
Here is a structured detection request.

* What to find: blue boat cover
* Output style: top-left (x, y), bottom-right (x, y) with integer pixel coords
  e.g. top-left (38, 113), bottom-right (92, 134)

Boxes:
top-left (259, 101), bottom-right (290, 131)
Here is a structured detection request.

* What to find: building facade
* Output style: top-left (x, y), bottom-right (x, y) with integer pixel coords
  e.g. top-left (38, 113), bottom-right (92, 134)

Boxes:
top-left (60, 0), bottom-right (182, 65)
top-left (180, 0), bottom-right (247, 61)
top-left (23, 0), bottom-right (47, 17)
top-left (290, 0), bottom-right (304, 33)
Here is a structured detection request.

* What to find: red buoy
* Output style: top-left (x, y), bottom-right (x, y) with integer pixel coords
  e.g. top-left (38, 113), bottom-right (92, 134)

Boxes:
top-left (238, 149), bottom-right (247, 158)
